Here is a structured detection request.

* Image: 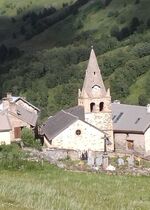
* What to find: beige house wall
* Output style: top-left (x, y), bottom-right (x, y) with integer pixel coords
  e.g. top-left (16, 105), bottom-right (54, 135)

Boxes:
top-left (145, 128), bottom-right (150, 153)
top-left (0, 131), bottom-right (11, 145)
top-left (114, 133), bottom-right (145, 153)
top-left (45, 120), bottom-right (105, 152)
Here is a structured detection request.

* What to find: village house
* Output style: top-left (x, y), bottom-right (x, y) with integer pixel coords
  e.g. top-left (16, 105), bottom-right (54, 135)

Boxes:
top-left (0, 93), bottom-right (40, 144)
top-left (112, 102), bottom-right (150, 155)
top-left (41, 48), bottom-right (150, 155)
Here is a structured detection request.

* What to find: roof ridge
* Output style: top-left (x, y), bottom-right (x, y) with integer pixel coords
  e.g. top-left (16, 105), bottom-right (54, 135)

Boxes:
top-left (62, 110), bottom-right (79, 120)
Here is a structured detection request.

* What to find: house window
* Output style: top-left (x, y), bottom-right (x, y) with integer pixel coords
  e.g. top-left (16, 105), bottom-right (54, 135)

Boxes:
top-left (14, 127), bottom-right (21, 139)
top-left (127, 140), bottom-right (134, 150)
top-left (76, 130), bottom-right (81, 135)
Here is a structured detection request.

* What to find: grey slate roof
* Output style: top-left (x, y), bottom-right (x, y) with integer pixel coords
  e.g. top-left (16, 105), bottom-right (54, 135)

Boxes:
top-left (41, 106), bottom-right (106, 140)
top-left (81, 49), bottom-right (106, 98)
top-left (0, 112), bottom-right (11, 131)
top-left (112, 103), bottom-right (150, 133)
top-left (15, 105), bottom-right (38, 126)
top-left (41, 110), bottom-right (78, 140)
top-left (65, 106), bottom-right (85, 121)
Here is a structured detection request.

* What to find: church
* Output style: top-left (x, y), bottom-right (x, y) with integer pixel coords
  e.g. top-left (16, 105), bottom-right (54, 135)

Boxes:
top-left (41, 48), bottom-right (150, 155)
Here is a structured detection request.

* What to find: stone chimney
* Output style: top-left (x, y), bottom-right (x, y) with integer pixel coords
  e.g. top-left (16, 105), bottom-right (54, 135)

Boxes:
top-left (147, 104), bottom-right (150, 113)
top-left (6, 92), bottom-right (13, 101)
top-left (2, 93), bottom-right (13, 110)
top-left (113, 100), bottom-right (120, 104)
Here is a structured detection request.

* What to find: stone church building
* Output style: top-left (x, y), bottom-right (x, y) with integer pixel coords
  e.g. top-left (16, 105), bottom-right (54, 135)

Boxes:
top-left (41, 48), bottom-right (150, 155)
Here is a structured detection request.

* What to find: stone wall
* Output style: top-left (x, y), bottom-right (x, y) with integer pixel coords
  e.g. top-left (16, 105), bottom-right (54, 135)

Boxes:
top-left (85, 112), bottom-right (114, 151)
top-left (41, 148), bottom-right (80, 161)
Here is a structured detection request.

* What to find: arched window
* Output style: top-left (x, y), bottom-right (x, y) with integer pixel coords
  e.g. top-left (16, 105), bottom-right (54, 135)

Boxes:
top-left (99, 102), bottom-right (104, 111)
top-left (90, 102), bottom-right (95, 112)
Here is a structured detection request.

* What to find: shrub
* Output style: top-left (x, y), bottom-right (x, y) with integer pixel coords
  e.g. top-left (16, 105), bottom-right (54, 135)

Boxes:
top-left (138, 94), bottom-right (148, 106)
top-left (147, 18), bottom-right (150, 28)
top-left (117, 15), bottom-right (126, 24)
top-left (110, 25), bottom-right (119, 37)
top-left (135, 0), bottom-right (140, 4)
top-left (21, 127), bottom-right (41, 149)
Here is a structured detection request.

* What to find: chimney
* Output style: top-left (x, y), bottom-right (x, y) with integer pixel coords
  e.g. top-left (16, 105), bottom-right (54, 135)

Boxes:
top-left (2, 98), bottom-right (10, 110)
top-left (113, 100), bottom-right (120, 104)
top-left (147, 104), bottom-right (150, 113)
top-left (2, 93), bottom-right (13, 110)
top-left (6, 92), bottom-right (13, 101)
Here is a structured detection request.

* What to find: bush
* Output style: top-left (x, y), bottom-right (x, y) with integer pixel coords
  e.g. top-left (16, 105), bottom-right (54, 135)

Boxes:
top-left (138, 94), bottom-right (148, 106)
top-left (110, 25), bottom-right (119, 37)
top-left (21, 127), bottom-right (41, 149)
top-left (117, 15), bottom-right (126, 24)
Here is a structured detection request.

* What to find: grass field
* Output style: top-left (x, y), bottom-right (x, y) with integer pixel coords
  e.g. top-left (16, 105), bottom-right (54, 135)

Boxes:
top-left (0, 164), bottom-right (150, 210)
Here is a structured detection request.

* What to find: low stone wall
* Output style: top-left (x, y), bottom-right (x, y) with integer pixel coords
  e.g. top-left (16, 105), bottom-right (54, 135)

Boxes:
top-left (42, 148), bottom-right (81, 161)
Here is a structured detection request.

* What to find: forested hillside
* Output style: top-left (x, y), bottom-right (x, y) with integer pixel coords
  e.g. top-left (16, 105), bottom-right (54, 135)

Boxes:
top-left (0, 0), bottom-right (150, 119)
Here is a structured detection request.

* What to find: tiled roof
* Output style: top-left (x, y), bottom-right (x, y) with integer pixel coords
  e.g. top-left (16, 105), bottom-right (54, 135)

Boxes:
top-left (15, 105), bottom-right (38, 126)
top-left (41, 110), bottom-right (78, 140)
top-left (112, 103), bottom-right (150, 133)
top-left (65, 106), bottom-right (85, 120)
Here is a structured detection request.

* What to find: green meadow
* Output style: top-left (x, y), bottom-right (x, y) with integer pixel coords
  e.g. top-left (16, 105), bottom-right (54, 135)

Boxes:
top-left (0, 164), bottom-right (150, 210)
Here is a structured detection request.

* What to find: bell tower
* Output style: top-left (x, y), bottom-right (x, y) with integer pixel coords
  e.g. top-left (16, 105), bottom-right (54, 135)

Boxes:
top-left (78, 47), bottom-right (114, 151)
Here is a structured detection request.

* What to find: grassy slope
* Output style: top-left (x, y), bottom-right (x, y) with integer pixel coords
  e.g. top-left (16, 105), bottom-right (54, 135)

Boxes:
top-left (0, 0), bottom-right (149, 108)
top-left (20, 0), bottom-right (150, 103)
top-left (125, 70), bottom-right (150, 104)
top-left (0, 166), bottom-right (150, 210)
top-left (0, 0), bottom-right (74, 16)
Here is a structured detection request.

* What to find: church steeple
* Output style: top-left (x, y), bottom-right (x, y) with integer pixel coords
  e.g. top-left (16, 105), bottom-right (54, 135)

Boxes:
top-left (81, 47), bottom-right (106, 98)
top-left (78, 47), bottom-right (114, 151)
top-left (78, 47), bottom-right (111, 113)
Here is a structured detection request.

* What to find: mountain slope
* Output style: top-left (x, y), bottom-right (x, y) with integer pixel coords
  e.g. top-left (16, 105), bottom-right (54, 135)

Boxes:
top-left (0, 0), bottom-right (150, 119)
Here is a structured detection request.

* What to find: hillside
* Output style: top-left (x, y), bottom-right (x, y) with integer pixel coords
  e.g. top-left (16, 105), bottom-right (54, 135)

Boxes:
top-left (0, 0), bottom-right (150, 119)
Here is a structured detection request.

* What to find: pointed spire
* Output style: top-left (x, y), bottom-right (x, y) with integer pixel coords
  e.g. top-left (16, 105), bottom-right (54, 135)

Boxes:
top-left (81, 47), bottom-right (106, 98)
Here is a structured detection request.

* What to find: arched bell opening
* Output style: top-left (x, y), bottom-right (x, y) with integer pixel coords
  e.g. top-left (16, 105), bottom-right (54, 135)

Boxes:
top-left (99, 102), bottom-right (104, 111)
top-left (90, 102), bottom-right (96, 112)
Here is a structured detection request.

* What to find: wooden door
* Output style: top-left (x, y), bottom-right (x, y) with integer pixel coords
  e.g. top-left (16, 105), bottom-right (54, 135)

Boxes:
top-left (127, 140), bottom-right (134, 150)
top-left (14, 127), bottom-right (21, 138)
